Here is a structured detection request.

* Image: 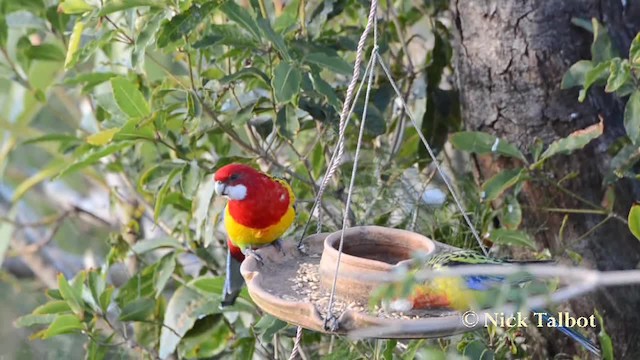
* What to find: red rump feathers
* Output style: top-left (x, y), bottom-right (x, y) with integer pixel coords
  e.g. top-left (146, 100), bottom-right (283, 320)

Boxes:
top-left (227, 238), bottom-right (245, 262)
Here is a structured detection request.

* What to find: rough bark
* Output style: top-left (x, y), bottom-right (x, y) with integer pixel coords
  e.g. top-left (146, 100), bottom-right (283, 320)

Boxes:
top-left (453, 0), bottom-right (640, 357)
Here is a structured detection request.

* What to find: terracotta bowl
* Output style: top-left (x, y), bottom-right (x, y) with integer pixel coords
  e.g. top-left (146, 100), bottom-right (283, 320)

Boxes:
top-left (240, 227), bottom-right (472, 338)
top-left (319, 226), bottom-right (436, 303)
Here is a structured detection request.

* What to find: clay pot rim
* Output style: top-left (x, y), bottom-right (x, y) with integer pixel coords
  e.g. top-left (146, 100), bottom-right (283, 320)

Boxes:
top-left (323, 225), bottom-right (436, 270)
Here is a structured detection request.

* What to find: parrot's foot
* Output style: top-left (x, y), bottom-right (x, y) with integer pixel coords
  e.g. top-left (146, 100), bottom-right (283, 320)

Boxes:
top-left (323, 314), bottom-right (339, 332)
top-left (297, 242), bottom-right (307, 255)
top-left (243, 248), bottom-right (263, 265)
top-left (272, 239), bottom-right (286, 256)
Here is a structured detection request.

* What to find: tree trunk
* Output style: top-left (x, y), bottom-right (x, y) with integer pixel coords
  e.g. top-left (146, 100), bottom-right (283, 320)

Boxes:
top-left (453, 0), bottom-right (640, 357)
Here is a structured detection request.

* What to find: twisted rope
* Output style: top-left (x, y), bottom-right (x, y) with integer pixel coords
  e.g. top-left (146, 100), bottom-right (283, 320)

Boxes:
top-left (288, 325), bottom-right (304, 360)
top-left (297, 0), bottom-right (380, 247)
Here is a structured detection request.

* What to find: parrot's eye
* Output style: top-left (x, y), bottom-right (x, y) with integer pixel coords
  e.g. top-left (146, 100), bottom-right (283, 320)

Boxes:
top-left (229, 173), bottom-right (240, 181)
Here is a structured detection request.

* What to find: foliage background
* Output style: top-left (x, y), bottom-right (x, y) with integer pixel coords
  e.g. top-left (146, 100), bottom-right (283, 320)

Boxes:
top-left (0, 0), bottom-right (639, 359)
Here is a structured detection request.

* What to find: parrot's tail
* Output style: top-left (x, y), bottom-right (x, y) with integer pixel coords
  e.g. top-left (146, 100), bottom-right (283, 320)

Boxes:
top-left (538, 311), bottom-right (601, 356)
top-left (221, 245), bottom-right (245, 307)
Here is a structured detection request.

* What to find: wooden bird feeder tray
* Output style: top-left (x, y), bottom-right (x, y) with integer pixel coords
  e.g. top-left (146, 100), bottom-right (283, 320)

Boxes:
top-left (240, 226), bottom-right (475, 338)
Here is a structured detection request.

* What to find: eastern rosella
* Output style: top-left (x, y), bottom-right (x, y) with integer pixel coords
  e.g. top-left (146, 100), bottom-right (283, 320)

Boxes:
top-left (386, 249), bottom-right (600, 356)
top-left (214, 163), bottom-right (296, 306)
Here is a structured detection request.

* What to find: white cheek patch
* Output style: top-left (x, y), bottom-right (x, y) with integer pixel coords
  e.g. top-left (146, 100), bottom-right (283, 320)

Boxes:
top-left (226, 184), bottom-right (247, 200)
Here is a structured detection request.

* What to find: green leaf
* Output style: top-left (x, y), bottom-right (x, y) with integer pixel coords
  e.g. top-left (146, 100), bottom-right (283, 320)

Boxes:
top-left (571, 17), bottom-right (593, 32)
top-left (624, 91), bottom-right (640, 145)
top-left (276, 105), bottom-right (299, 139)
top-left (40, 314), bottom-right (84, 338)
top-left (0, 208), bottom-right (16, 267)
top-left (562, 61), bottom-right (593, 89)
top-left (86, 128), bottom-right (119, 145)
top-left (86, 338), bottom-right (108, 360)
top-left (273, 0), bottom-right (299, 33)
top-left (220, 0), bottom-right (261, 40)
top-left (131, 237), bottom-right (182, 254)
top-left (604, 144), bottom-right (640, 184)
top-left (33, 300), bottom-right (72, 315)
top-left (110, 77), bottom-right (151, 118)
top-left (220, 67), bottom-right (270, 86)
top-left (272, 62), bottom-right (301, 104)
top-left (383, 339), bottom-right (397, 360)
top-left (132, 12), bottom-right (164, 68)
top-left (155, 253), bottom-right (176, 298)
top-left (186, 90), bottom-right (202, 118)
top-left (628, 204), bottom-right (640, 241)
top-left (181, 160), bottom-right (201, 198)
top-left (88, 271), bottom-right (105, 311)
top-left (63, 72), bottom-right (118, 91)
top-left (578, 60), bottom-right (610, 102)
top-left (233, 337), bottom-right (256, 360)
top-left (97, 0), bottom-right (162, 16)
top-left (179, 315), bottom-right (231, 358)
top-left (449, 132), bottom-right (526, 161)
top-left (25, 43), bottom-right (65, 62)
top-left (501, 195), bottom-right (522, 230)
top-left (64, 21), bottom-right (84, 69)
top-left (99, 286), bottom-right (114, 312)
top-left (192, 24), bottom-right (257, 49)
top-left (254, 314), bottom-right (287, 341)
top-left (257, 18), bottom-right (290, 61)
top-left (605, 59), bottom-right (631, 93)
top-left (15, 314), bottom-right (57, 328)
top-left (462, 340), bottom-right (494, 360)
top-left (310, 72), bottom-right (340, 110)
top-left (354, 100), bottom-right (387, 136)
top-left (630, 33), bottom-right (640, 65)
top-left (304, 52), bottom-right (352, 76)
top-left (0, 15), bottom-right (7, 47)
top-left (189, 277), bottom-right (225, 295)
top-left (159, 283), bottom-right (221, 359)
top-left (539, 120), bottom-right (603, 162)
top-left (489, 229), bottom-right (536, 249)
top-left (116, 265), bottom-right (157, 306)
top-left (59, 0), bottom-right (94, 14)
top-left (154, 167), bottom-right (181, 221)
top-left (113, 118), bottom-right (155, 141)
top-left (54, 142), bottom-right (130, 179)
top-left (481, 169), bottom-right (526, 202)
top-left (69, 31), bottom-right (116, 70)
top-left (156, 2), bottom-right (217, 48)
top-left (591, 18), bottom-right (617, 64)
top-left (595, 310), bottom-right (614, 360)
top-left (119, 298), bottom-right (156, 321)
top-left (57, 273), bottom-right (84, 317)
top-left (310, 142), bottom-right (324, 179)
top-left (46, 6), bottom-right (71, 35)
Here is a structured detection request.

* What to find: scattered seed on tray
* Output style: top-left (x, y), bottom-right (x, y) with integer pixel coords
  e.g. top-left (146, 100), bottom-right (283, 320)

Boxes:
top-left (286, 262), bottom-right (447, 320)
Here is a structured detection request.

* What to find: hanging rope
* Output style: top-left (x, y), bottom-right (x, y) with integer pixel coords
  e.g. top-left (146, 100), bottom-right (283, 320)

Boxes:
top-left (324, 40), bottom-right (378, 330)
top-left (297, 0), bottom-right (380, 248)
top-left (288, 325), bottom-right (304, 360)
top-left (291, 10), bottom-right (379, 351)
